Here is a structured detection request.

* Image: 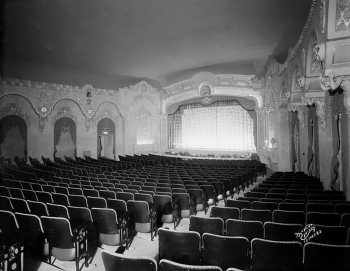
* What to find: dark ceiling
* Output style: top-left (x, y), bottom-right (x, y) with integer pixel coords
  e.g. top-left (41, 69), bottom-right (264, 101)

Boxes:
top-left (1, 0), bottom-right (311, 89)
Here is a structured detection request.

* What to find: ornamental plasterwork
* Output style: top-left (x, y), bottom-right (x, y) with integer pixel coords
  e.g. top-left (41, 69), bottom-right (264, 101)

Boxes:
top-left (164, 73), bottom-right (256, 97)
top-left (0, 77), bottom-right (161, 132)
top-left (0, 103), bottom-right (30, 124)
top-left (301, 92), bottom-right (327, 129)
top-left (310, 33), bottom-right (324, 75)
top-left (335, 0), bottom-right (350, 32)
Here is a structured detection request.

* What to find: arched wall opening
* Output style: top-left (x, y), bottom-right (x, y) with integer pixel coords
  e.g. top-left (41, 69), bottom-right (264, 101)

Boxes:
top-left (0, 115), bottom-right (27, 161)
top-left (97, 118), bottom-right (116, 159)
top-left (54, 117), bottom-right (77, 159)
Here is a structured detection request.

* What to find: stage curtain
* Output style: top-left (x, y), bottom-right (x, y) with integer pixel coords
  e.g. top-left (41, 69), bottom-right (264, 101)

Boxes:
top-left (168, 100), bottom-right (256, 152)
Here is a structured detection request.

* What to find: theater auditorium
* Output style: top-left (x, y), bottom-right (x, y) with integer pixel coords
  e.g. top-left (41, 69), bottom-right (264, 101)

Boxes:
top-left (1, 0), bottom-right (350, 270)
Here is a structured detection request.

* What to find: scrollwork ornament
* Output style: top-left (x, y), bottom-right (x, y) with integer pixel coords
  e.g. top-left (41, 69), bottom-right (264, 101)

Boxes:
top-left (320, 70), bottom-right (343, 92)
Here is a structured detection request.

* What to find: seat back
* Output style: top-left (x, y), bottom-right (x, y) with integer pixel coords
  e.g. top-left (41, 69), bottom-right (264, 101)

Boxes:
top-left (172, 193), bottom-right (190, 211)
top-left (22, 189), bottom-right (38, 201)
top-left (308, 225), bottom-right (347, 245)
top-left (87, 196), bottom-right (107, 208)
top-left (303, 242), bottom-right (350, 271)
top-left (306, 212), bottom-right (340, 226)
top-left (189, 216), bottom-right (224, 236)
top-left (99, 190), bottom-right (116, 200)
top-left (102, 250), bottom-right (157, 271)
top-left (9, 188), bottom-right (25, 199)
top-left (11, 197), bottom-right (30, 213)
top-left (107, 199), bottom-right (128, 219)
top-left (154, 194), bottom-right (173, 215)
top-left (47, 203), bottom-right (69, 219)
top-left (116, 192), bottom-right (134, 202)
top-left (226, 219), bottom-right (263, 241)
top-left (210, 206), bottom-right (239, 221)
top-left (251, 238), bottom-right (303, 271)
top-left (264, 222), bottom-right (303, 241)
top-left (202, 233), bottom-right (249, 270)
top-left (83, 189), bottom-right (99, 197)
top-left (52, 193), bottom-right (70, 206)
top-left (340, 213), bottom-right (350, 228)
top-left (41, 216), bottom-right (74, 249)
top-left (0, 210), bottom-right (19, 244)
top-left (91, 208), bottom-right (118, 234)
top-left (306, 203), bottom-right (335, 213)
top-left (159, 259), bottom-right (223, 271)
top-left (241, 208), bottom-right (272, 223)
top-left (127, 200), bottom-right (150, 223)
top-left (158, 228), bottom-right (201, 265)
top-left (272, 210), bottom-right (305, 224)
top-left (251, 201), bottom-right (278, 211)
top-left (135, 193), bottom-right (154, 207)
top-left (28, 200), bottom-right (49, 217)
top-left (67, 206), bottom-right (92, 229)
top-left (36, 191), bottom-right (53, 203)
top-left (15, 212), bottom-right (45, 252)
top-left (278, 202), bottom-right (305, 212)
top-left (0, 195), bottom-right (13, 211)
top-left (69, 195), bottom-right (88, 208)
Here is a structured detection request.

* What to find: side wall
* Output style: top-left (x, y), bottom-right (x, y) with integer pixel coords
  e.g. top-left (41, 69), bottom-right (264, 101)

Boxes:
top-left (0, 80), bottom-right (164, 160)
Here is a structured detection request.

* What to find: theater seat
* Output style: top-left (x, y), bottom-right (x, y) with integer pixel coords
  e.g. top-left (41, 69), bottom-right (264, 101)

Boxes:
top-left (306, 212), bottom-right (340, 226)
top-left (91, 208), bottom-right (120, 246)
top-left (304, 242), bottom-right (350, 271)
top-left (41, 216), bottom-right (89, 271)
top-left (210, 206), bottom-right (240, 221)
top-left (251, 238), bottom-right (303, 271)
top-left (159, 259), bottom-right (223, 271)
top-left (226, 219), bottom-right (263, 241)
top-left (127, 200), bottom-right (156, 240)
top-left (16, 212), bottom-right (46, 257)
top-left (158, 228), bottom-right (201, 265)
top-left (264, 222), bottom-right (303, 242)
top-left (272, 210), bottom-right (305, 225)
top-left (102, 250), bottom-right (157, 271)
top-left (226, 199), bottom-right (251, 210)
top-left (241, 208), bottom-right (272, 223)
top-left (309, 225), bottom-right (347, 245)
top-left (202, 233), bottom-right (250, 270)
top-left (189, 216), bottom-right (224, 236)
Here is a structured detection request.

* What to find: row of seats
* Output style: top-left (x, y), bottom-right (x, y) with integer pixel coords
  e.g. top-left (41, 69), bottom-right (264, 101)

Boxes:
top-left (157, 228), bottom-right (350, 271)
top-left (189, 215), bottom-right (349, 245)
top-left (215, 204), bottom-right (350, 227)
top-left (227, 199), bottom-right (350, 213)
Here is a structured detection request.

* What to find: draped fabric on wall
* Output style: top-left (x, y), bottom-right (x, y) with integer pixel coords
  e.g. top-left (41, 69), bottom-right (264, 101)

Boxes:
top-left (97, 118), bottom-right (116, 159)
top-left (168, 99), bottom-right (256, 152)
top-left (54, 117), bottom-right (76, 158)
top-left (0, 115), bottom-right (27, 160)
top-left (330, 92), bottom-right (348, 191)
top-left (307, 105), bottom-right (319, 177)
top-left (290, 111), bottom-right (300, 172)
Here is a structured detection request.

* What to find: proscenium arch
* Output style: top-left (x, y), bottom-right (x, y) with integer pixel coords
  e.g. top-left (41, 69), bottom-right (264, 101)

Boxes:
top-left (163, 86), bottom-right (263, 114)
top-left (0, 115), bottom-right (28, 160)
